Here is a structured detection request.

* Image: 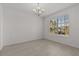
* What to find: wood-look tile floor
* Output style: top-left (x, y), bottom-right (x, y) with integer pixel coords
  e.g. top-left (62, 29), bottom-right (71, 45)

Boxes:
top-left (0, 39), bottom-right (79, 56)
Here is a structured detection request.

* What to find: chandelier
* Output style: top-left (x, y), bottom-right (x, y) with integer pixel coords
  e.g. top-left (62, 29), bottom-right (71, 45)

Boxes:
top-left (33, 3), bottom-right (45, 16)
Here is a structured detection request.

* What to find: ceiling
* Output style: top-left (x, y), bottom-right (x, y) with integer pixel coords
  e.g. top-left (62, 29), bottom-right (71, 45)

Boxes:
top-left (2, 3), bottom-right (77, 17)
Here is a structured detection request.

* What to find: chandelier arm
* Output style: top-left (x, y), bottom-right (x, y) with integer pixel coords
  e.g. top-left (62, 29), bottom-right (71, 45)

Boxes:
top-left (33, 3), bottom-right (45, 16)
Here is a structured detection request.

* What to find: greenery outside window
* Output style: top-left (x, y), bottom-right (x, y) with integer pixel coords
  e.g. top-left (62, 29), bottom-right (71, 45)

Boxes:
top-left (49, 15), bottom-right (69, 35)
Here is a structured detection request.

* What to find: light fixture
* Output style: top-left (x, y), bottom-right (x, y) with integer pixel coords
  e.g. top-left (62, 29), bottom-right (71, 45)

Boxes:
top-left (33, 3), bottom-right (45, 16)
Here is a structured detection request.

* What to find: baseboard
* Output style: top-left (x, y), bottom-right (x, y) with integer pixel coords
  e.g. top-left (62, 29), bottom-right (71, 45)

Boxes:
top-left (3, 38), bottom-right (42, 47)
top-left (45, 39), bottom-right (79, 49)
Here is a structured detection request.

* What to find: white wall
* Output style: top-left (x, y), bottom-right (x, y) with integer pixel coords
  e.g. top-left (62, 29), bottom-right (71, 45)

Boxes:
top-left (2, 3), bottom-right (79, 49)
top-left (44, 4), bottom-right (79, 48)
top-left (0, 4), bottom-right (3, 50)
top-left (2, 5), bottom-right (43, 46)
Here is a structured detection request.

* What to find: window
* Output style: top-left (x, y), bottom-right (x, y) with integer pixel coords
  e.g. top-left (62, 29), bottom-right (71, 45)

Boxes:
top-left (49, 15), bottom-right (69, 36)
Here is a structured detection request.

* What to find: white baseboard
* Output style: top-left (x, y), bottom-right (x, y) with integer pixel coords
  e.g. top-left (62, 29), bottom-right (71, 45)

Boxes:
top-left (46, 38), bottom-right (79, 48)
top-left (3, 38), bottom-right (42, 47)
